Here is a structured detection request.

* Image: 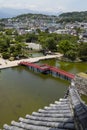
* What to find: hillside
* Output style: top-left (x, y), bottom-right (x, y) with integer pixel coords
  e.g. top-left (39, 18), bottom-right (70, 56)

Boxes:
top-left (58, 11), bottom-right (87, 22)
top-left (11, 13), bottom-right (57, 23)
top-left (15, 13), bottom-right (55, 19)
top-left (0, 11), bottom-right (87, 25)
top-left (14, 11), bottom-right (87, 23)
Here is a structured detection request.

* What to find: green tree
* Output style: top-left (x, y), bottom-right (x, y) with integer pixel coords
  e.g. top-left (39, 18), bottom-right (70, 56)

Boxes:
top-left (26, 33), bottom-right (38, 42)
top-left (58, 40), bottom-right (72, 55)
top-left (58, 39), bottom-right (77, 60)
top-left (66, 50), bottom-right (77, 61)
top-left (0, 39), bottom-right (8, 52)
top-left (15, 35), bottom-right (25, 42)
top-left (45, 37), bottom-right (57, 51)
top-left (5, 29), bottom-right (13, 35)
top-left (2, 52), bottom-right (10, 59)
top-left (78, 42), bottom-right (87, 61)
top-left (36, 29), bottom-right (41, 34)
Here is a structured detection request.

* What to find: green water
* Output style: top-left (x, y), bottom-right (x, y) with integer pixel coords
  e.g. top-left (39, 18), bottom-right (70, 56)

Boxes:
top-left (31, 52), bottom-right (44, 57)
top-left (0, 59), bottom-right (87, 127)
top-left (39, 59), bottom-right (87, 74)
top-left (39, 59), bottom-right (87, 103)
top-left (81, 95), bottom-right (87, 104)
top-left (0, 66), bottom-right (68, 128)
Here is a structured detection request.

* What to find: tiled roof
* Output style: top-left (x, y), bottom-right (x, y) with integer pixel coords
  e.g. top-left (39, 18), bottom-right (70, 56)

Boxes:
top-left (3, 98), bottom-right (75, 130)
top-left (69, 86), bottom-right (87, 129)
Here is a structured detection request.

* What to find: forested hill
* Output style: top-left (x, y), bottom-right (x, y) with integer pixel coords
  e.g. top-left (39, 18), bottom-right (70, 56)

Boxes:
top-left (58, 11), bottom-right (87, 22)
top-left (13, 13), bottom-right (56, 22)
top-left (15, 11), bottom-right (87, 23)
top-left (1, 11), bottom-right (87, 23)
top-left (16, 13), bottom-right (50, 19)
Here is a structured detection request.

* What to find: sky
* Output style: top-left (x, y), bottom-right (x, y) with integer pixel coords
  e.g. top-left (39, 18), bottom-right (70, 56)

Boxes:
top-left (0, 0), bottom-right (87, 13)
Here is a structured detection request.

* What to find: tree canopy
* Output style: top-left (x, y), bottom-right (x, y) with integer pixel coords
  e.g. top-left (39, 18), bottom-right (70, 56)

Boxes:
top-left (78, 42), bottom-right (87, 61)
top-left (0, 28), bottom-right (87, 61)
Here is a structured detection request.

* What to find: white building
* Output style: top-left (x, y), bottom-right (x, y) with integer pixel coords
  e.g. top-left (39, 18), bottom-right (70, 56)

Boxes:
top-left (54, 29), bottom-right (70, 34)
top-left (26, 43), bottom-right (42, 50)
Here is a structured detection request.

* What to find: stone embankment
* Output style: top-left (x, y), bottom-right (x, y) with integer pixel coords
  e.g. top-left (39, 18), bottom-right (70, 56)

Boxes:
top-left (73, 73), bottom-right (87, 95)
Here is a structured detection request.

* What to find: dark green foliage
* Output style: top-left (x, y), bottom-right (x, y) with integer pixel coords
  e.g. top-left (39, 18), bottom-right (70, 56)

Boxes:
top-left (26, 33), bottom-right (38, 43)
top-left (15, 35), bottom-right (25, 42)
top-left (5, 29), bottom-right (14, 35)
top-left (58, 40), bottom-right (71, 55)
top-left (78, 43), bottom-right (87, 61)
top-left (12, 13), bottom-right (55, 24)
top-left (0, 38), bottom-right (9, 52)
top-left (2, 52), bottom-right (10, 59)
top-left (66, 50), bottom-right (77, 61)
top-left (45, 37), bottom-right (57, 51)
top-left (0, 29), bottom-right (28, 59)
top-left (58, 39), bottom-right (78, 60)
top-left (37, 32), bottom-right (58, 51)
top-left (58, 11), bottom-right (87, 23)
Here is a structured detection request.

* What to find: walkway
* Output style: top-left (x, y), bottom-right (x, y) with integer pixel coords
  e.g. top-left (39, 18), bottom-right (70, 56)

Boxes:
top-left (3, 85), bottom-right (87, 130)
top-left (0, 53), bottom-right (63, 70)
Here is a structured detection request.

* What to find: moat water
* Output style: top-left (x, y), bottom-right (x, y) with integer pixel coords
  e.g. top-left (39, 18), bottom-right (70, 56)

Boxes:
top-left (0, 58), bottom-right (87, 127)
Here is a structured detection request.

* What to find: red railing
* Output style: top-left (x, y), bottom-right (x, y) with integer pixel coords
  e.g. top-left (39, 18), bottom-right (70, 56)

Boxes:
top-left (19, 61), bottom-right (75, 79)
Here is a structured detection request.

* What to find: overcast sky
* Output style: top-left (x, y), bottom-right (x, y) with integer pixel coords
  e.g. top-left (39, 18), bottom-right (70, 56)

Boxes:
top-left (0, 0), bottom-right (87, 13)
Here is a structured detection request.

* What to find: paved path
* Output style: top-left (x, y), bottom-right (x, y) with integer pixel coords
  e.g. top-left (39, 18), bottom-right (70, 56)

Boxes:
top-left (0, 53), bottom-right (63, 70)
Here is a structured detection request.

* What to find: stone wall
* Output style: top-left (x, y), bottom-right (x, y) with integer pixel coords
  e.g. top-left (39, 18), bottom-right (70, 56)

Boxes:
top-left (73, 75), bottom-right (87, 95)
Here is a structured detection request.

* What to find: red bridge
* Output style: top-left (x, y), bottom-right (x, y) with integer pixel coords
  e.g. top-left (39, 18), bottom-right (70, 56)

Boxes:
top-left (19, 61), bottom-right (75, 81)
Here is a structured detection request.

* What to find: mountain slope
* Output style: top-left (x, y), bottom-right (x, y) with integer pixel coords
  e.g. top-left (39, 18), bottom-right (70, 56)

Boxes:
top-left (58, 11), bottom-right (87, 22)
